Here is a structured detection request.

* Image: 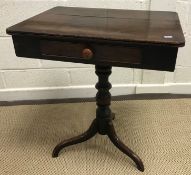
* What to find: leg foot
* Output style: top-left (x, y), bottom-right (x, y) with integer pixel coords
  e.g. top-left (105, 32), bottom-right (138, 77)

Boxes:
top-left (107, 121), bottom-right (144, 172)
top-left (111, 113), bottom-right (115, 120)
top-left (52, 119), bottom-right (98, 158)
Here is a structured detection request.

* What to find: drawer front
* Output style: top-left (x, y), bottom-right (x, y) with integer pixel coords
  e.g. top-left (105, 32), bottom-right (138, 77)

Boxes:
top-left (40, 40), bottom-right (142, 64)
top-left (40, 40), bottom-right (87, 59)
top-left (12, 36), bottom-right (178, 71)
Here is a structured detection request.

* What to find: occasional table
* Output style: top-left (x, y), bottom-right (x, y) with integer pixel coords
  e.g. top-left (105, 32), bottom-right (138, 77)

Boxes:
top-left (7, 7), bottom-right (185, 172)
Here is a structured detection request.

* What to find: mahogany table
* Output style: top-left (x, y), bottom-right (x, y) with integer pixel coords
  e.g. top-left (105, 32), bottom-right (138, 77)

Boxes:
top-left (7, 6), bottom-right (185, 172)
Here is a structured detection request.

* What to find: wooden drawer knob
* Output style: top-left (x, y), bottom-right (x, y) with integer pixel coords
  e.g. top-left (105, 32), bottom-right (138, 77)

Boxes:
top-left (82, 48), bottom-right (93, 59)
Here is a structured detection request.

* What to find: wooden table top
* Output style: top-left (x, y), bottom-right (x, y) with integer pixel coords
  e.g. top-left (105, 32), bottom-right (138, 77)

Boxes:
top-left (7, 6), bottom-right (185, 47)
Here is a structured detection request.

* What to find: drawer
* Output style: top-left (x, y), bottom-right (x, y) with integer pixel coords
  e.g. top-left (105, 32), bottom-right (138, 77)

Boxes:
top-left (40, 40), bottom-right (142, 64)
top-left (12, 35), bottom-right (178, 71)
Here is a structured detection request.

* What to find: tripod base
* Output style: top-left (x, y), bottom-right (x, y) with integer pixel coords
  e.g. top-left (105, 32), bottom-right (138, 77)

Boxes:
top-left (52, 65), bottom-right (144, 172)
top-left (52, 118), bottom-right (144, 172)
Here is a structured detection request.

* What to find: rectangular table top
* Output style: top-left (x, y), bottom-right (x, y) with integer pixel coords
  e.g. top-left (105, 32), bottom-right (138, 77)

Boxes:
top-left (7, 6), bottom-right (185, 47)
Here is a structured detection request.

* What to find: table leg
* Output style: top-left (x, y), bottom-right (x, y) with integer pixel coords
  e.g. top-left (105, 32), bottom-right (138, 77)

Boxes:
top-left (107, 121), bottom-right (144, 172)
top-left (52, 119), bottom-right (97, 157)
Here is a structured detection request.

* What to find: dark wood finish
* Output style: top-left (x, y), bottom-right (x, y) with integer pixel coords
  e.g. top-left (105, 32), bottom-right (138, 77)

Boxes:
top-left (7, 6), bottom-right (185, 71)
top-left (7, 7), bottom-right (184, 46)
top-left (6, 6), bottom-right (185, 172)
top-left (107, 121), bottom-right (144, 171)
top-left (11, 35), bottom-right (178, 71)
top-left (52, 65), bottom-right (144, 172)
top-left (52, 119), bottom-right (97, 157)
top-left (95, 65), bottom-right (112, 134)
